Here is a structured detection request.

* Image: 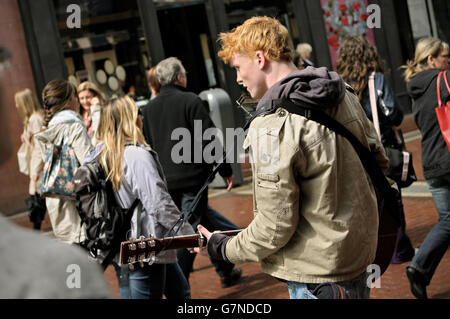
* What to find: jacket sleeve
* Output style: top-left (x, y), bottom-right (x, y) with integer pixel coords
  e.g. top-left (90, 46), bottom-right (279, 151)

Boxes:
top-left (28, 115), bottom-right (44, 194)
top-left (225, 128), bottom-right (299, 263)
top-left (69, 123), bottom-right (93, 164)
top-left (125, 147), bottom-right (195, 236)
top-left (29, 115), bottom-right (44, 177)
top-left (376, 73), bottom-right (403, 127)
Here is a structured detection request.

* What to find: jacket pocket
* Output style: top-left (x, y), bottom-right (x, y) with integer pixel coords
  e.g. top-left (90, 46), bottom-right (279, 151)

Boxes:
top-left (256, 173), bottom-right (280, 190)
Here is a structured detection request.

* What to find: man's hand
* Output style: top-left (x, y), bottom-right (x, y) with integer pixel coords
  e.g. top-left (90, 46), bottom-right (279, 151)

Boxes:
top-left (192, 225), bottom-right (212, 255)
top-left (223, 175), bottom-right (234, 192)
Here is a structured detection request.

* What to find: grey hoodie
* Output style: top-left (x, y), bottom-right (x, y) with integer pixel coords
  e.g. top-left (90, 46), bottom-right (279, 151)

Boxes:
top-left (83, 143), bottom-right (195, 264)
top-left (257, 67), bottom-right (346, 110)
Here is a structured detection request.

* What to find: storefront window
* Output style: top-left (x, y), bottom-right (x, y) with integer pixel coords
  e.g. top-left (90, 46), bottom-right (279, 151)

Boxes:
top-left (53, 0), bottom-right (150, 100)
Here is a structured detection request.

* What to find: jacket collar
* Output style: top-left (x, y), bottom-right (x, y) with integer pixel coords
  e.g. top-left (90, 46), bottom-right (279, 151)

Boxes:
top-left (159, 84), bottom-right (187, 95)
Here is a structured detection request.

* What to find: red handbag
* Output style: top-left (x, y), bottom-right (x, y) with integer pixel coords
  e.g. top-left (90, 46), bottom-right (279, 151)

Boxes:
top-left (436, 71), bottom-right (450, 151)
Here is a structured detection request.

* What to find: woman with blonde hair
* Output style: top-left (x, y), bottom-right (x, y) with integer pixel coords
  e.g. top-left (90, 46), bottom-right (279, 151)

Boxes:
top-left (296, 42), bottom-right (314, 68)
top-left (402, 37), bottom-right (449, 299)
top-left (34, 79), bottom-right (92, 244)
top-left (83, 95), bottom-right (194, 299)
top-left (15, 88), bottom-right (46, 229)
top-left (77, 81), bottom-right (105, 144)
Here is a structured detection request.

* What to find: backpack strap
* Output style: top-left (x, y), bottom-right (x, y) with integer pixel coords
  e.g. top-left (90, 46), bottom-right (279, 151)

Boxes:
top-left (266, 98), bottom-right (400, 225)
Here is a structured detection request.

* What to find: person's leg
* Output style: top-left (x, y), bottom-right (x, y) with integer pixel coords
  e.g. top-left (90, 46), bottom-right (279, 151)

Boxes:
top-left (176, 247), bottom-right (197, 281)
top-left (391, 190), bottom-right (415, 263)
top-left (286, 281), bottom-right (318, 299)
top-left (335, 271), bottom-right (371, 299)
top-left (171, 187), bottom-right (208, 281)
top-left (128, 263), bottom-right (166, 299)
top-left (164, 263), bottom-right (191, 299)
top-left (112, 262), bottom-right (131, 299)
top-left (204, 205), bottom-right (239, 231)
top-left (200, 207), bottom-right (242, 287)
top-left (407, 174), bottom-right (450, 284)
top-left (199, 212), bottom-right (235, 277)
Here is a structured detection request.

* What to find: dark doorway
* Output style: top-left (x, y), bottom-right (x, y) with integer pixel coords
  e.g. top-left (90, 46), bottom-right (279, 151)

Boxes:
top-left (157, 4), bottom-right (217, 94)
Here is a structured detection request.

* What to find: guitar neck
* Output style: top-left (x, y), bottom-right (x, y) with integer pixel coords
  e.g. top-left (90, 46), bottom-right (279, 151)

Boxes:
top-left (120, 229), bottom-right (241, 266)
top-left (159, 229), bottom-right (241, 250)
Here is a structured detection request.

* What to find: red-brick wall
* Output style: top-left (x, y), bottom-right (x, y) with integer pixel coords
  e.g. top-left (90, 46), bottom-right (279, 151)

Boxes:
top-left (0, 0), bottom-right (38, 215)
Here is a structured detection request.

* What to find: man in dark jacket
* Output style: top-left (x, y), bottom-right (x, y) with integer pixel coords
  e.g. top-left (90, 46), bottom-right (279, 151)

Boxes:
top-left (141, 57), bottom-right (242, 288)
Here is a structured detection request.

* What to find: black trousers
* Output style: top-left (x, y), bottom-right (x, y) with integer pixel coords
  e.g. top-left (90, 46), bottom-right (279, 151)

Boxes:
top-left (169, 186), bottom-right (238, 280)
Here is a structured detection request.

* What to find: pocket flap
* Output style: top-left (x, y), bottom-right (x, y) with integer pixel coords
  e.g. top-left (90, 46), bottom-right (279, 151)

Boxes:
top-left (256, 173), bottom-right (280, 182)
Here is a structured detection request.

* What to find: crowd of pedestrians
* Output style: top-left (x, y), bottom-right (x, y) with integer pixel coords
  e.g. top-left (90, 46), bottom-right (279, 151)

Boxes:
top-left (6, 15), bottom-right (449, 300)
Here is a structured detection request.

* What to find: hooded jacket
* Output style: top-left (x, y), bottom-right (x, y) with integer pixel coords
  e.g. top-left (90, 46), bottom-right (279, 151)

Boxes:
top-left (406, 69), bottom-right (450, 179)
top-left (34, 110), bottom-right (92, 243)
top-left (225, 67), bottom-right (388, 283)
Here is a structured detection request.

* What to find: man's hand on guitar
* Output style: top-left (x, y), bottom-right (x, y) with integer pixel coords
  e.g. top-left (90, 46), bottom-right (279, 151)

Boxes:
top-left (192, 225), bottom-right (212, 255)
top-left (193, 224), bottom-right (233, 262)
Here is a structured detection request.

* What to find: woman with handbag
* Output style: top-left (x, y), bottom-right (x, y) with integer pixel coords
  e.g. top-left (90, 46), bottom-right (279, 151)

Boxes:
top-left (34, 79), bottom-right (92, 244)
top-left (14, 88), bottom-right (46, 230)
top-left (83, 95), bottom-right (195, 298)
top-left (402, 37), bottom-right (450, 299)
top-left (77, 81), bottom-right (105, 145)
top-left (337, 35), bottom-right (416, 264)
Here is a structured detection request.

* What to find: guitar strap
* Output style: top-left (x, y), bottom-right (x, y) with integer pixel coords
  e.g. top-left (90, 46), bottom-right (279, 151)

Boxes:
top-left (162, 100), bottom-right (277, 239)
top-left (164, 93), bottom-right (400, 249)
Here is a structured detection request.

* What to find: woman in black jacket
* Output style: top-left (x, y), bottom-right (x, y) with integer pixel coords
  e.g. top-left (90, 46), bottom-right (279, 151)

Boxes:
top-left (402, 37), bottom-right (449, 299)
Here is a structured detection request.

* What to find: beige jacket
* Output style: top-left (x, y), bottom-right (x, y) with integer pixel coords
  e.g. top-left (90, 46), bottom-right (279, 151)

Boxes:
top-left (225, 90), bottom-right (389, 283)
top-left (24, 112), bottom-right (44, 195)
top-left (35, 110), bottom-right (92, 244)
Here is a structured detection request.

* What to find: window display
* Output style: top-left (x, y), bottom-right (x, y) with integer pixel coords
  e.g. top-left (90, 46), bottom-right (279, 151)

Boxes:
top-left (53, 0), bottom-right (150, 100)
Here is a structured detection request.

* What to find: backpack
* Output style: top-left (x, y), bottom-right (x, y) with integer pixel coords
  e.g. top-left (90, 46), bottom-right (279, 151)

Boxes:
top-left (73, 157), bottom-right (139, 269)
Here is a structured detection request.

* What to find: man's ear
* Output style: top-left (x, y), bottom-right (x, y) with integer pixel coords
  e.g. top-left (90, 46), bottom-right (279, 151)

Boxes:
top-left (175, 73), bottom-right (183, 85)
top-left (254, 50), bottom-right (267, 70)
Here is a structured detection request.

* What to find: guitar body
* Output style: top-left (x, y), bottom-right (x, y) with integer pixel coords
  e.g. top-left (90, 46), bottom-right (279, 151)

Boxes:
top-left (373, 187), bottom-right (401, 276)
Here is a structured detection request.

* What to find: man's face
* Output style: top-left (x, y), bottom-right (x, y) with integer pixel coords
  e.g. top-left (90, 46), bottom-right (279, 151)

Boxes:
top-left (231, 52), bottom-right (266, 99)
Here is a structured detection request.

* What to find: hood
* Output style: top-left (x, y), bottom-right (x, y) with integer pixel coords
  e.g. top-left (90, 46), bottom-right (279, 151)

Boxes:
top-left (407, 69), bottom-right (441, 100)
top-left (34, 110), bottom-right (84, 145)
top-left (257, 66), bottom-right (346, 110)
top-left (83, 143), bottom-right (104, 165)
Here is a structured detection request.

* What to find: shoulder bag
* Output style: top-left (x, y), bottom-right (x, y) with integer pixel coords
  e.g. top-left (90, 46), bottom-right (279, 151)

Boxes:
top-left (41, 129), bottom-right (79, 199)
top-left (436, 71), bottom-right (450, 151)
top-left (368, 72), bottom-right (417, 188)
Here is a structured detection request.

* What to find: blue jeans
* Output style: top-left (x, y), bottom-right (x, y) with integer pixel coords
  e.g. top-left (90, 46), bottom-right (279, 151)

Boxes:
top-left (113, 262), bottom-right (190, 299)
top-left (407, 172), bottom-right (450, 285)
top-left (287, 271), bottom-right (370, 299)
top-left (169, 187), bottom-right (239, 280)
